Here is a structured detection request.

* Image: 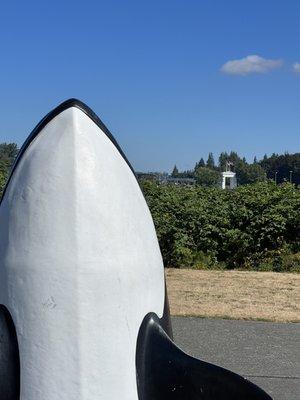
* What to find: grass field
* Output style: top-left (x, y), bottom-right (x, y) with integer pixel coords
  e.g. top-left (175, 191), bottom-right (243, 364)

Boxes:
top-left (166, 269), bottom-right (300, 322)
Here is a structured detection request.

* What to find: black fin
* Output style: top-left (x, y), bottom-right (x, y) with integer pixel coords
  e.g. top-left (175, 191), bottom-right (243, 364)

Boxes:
top-left (0, 305), bottom-right (20, 400)
top-left (136, 313), bottom-right (272, 400)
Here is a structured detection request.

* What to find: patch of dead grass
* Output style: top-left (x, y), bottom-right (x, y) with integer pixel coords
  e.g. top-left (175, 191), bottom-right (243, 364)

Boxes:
top-left (166, 269), bottom-right (300, 322)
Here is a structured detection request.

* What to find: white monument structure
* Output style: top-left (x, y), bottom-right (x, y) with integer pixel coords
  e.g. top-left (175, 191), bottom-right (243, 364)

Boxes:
top-left (221, 161), bottom-right (237, 189)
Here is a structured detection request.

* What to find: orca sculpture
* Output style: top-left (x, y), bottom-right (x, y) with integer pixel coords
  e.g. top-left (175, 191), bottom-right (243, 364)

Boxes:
top-left (0, 99), bottom-right (272, 400)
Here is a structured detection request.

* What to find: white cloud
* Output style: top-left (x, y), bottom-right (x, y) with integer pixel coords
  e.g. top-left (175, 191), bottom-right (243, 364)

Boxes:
top-left (220, 55), bottom-right (283, 76)
top-left (292, 62), bottom-right (300, 74)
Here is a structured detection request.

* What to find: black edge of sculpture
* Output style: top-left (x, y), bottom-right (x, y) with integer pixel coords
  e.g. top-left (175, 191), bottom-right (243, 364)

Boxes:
top-left (0, 305), bottom-right (20, 400)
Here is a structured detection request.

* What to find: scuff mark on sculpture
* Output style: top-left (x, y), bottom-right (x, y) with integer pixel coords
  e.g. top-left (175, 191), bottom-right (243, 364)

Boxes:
top-left (42, 297), bottom-right (57, 310)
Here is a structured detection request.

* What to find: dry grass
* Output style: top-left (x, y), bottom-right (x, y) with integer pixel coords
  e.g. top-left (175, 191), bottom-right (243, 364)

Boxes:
top-left (166, 268), bottom-right (300, 322)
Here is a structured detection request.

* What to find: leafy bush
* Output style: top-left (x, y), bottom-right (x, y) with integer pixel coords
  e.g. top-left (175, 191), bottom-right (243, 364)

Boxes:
top-left (194, 167), bottom-right (220, 186)
top-left (141, 180), bottom-right (300, 272)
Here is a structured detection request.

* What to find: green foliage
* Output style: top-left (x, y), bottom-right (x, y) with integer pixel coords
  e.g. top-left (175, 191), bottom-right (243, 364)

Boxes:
top-left (238, 163), bottom-right (266, 184)
top-left (218, 152), bottom-right (229, 171)
top-left (194, 167), bottom-right (220, 187)
top-left (194, 158), bottom-right (205, 170)
top-left (0, 143), bottom-right (18, 197)
top-left (260, 152), bottom-right (300, 184)
top-left (141, 181), bottom-right (300, 271)
top-left (0, 162), bottom-right (8, 195)
top-left (0, 143), bottom-right (18, 160)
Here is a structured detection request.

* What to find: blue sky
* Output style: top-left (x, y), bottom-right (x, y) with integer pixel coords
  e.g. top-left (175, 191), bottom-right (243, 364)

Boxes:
top-left (0, 0), bottom-right (299, 172)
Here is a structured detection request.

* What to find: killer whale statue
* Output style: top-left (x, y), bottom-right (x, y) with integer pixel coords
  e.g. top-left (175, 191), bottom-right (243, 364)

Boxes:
top-left (0, 99), bottom-right (272, 400)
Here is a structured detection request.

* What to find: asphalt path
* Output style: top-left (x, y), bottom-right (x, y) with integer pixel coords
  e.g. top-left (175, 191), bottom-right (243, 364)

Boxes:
top-left (172, 317), bottom-right (300, 400)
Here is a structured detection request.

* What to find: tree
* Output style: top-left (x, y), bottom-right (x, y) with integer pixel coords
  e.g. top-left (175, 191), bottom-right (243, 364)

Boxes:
top-left (0, 161), bottom-right (8, 195)
top-left (0, 143), bottom-right (18, 161)
top-left (195, 167), bottom-right (220, 187)
top-left (206, 152), bottom-right (215, 169)
top-left (218, 152), bottom-right (229, 171)
top-left (194, 158), bottom-right (205, 172)
top-left (171, 165), bottom-right (179, 177)
top-left (242, 164), bottom-right (266, 184)
top-left (198, 158), bottom-right (205, 168)
top-left (260, 153), bottom-right (300, 185)
top-left (0, 142), bottom-right (19, 196)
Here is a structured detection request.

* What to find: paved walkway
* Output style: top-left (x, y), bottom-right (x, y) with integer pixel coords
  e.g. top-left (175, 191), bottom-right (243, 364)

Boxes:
top-left (172, 317), bottom-right (300, 400)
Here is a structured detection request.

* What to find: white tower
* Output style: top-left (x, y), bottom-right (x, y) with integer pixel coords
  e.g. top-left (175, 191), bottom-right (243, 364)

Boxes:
top-left (221, 161), bottom-right (237, 189)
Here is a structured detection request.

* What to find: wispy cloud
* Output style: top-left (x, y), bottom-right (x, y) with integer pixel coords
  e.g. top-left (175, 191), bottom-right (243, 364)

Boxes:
top-left (292, 62), bottom-right (300, 74)
top-left (220, 55), bottom-right (283, 76)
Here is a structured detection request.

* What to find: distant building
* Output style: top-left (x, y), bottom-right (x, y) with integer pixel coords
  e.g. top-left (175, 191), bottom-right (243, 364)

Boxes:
top-left (221, 161), bottom-right (237, 189)
top-left (136, 172), bottom-right (160, 182)
top-left (165, 177), bottom-right (196, 186)
top-left (136, 172), bottom-right (196, 186)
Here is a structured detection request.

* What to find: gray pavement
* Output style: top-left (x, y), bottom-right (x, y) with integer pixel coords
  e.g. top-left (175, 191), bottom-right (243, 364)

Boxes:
top-left (172, 317), bottom-right (300, 400)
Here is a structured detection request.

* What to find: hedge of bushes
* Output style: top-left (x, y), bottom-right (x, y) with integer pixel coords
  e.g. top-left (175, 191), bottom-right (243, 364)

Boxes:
top-left (141, 181), bottom-right (300, 272)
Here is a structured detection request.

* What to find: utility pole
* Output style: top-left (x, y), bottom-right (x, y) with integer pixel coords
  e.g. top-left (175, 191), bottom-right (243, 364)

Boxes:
top-left (290, 170), bottom-right (293, 183)
top-left (275, 171), bottom-right (278, 185)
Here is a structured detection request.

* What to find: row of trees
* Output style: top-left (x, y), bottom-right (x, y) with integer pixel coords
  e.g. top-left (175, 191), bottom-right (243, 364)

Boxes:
top-left (171, 151), bottom-right (300, 186)
top-left (0, 143), bottom-right (299, 190)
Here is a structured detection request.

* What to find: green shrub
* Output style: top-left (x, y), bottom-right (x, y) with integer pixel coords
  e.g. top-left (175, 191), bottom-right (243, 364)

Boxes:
top-left (141, 180), bottom-right (300, 271)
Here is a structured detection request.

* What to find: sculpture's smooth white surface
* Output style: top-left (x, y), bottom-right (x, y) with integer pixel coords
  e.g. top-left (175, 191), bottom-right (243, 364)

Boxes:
top-left (0, 105), bottom-right (165, 399)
